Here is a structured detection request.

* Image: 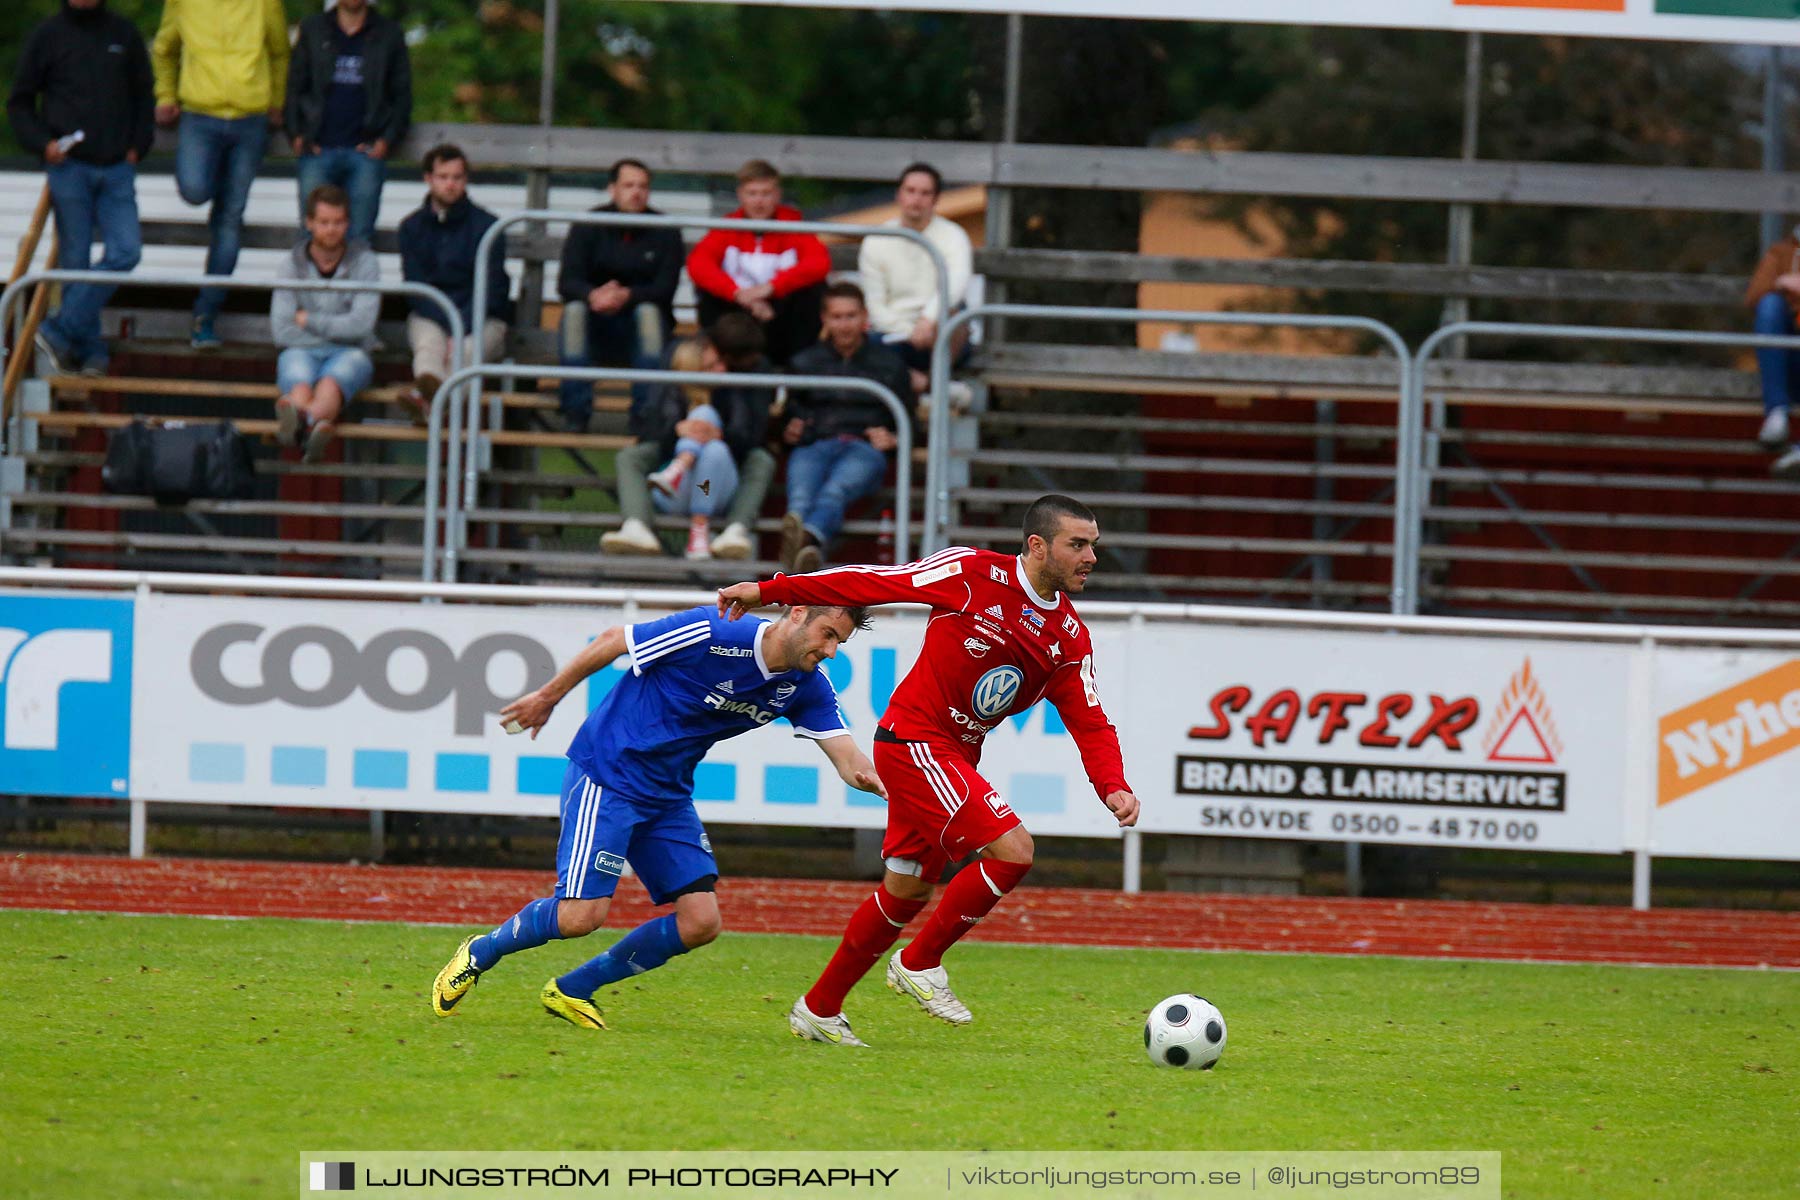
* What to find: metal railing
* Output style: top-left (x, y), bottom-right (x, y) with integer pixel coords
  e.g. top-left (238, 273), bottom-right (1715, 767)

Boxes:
top-left (463, 210), bottom-right (952, 548)
top-left (926, 303), bottom-right (1414, 610)
top-left (431, 362), bottom-right (914, 573)
top-left (0, 268), bottom-right (465, 582)
top-left (1402, 321), bottom-right (1800, 615)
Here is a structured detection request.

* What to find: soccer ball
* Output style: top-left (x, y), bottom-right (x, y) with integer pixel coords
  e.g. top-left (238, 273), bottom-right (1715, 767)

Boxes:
top-left (1144, 994), bottom-right (1227, 1070)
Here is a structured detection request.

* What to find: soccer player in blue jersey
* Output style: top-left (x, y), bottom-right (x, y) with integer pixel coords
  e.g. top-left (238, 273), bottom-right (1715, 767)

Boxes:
top-left (430, 601), bottom-right (882, 1031)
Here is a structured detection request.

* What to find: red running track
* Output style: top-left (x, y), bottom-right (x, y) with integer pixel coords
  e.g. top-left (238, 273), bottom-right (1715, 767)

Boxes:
top-left (3, 852), bottom-right (1797, 969)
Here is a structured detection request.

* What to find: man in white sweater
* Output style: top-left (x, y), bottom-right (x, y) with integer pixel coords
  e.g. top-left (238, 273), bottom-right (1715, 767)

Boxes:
top-left (856, 162), bottom-right (973, 395)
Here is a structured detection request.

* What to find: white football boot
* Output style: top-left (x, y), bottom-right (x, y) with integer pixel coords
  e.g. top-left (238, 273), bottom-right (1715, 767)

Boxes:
top-left (788, 996), bottom-right (868, 1047)
top-left (885, 948), bottom-right (973, 1025)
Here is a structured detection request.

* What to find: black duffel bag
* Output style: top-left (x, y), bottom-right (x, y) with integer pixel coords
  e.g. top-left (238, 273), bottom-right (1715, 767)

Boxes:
top-left (102, 418), bottom-right (257, 504)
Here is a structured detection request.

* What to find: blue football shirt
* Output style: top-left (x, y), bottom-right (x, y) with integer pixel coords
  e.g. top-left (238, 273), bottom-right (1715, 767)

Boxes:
top-left (565, 605), bottom-right (850, 803)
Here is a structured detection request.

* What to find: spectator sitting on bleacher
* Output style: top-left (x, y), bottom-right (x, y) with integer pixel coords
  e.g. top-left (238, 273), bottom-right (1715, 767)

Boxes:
top-left (396, 143), bottom-right (508, 422)
top-left (686, 159), bottom-right (830, 367)
top-left (153, 0), bottom-right (290, 351)
top-left (7, 0), bottom-right (154, 377)
top-left (557, 157), bottom-right (684, 433)
top-left (272, 185), bottom-right (378, 465)
top-left (858, 161), bottom-right (973, 396)
top-left (284, 0), bottom-right (412, 245)
top-left (602, 312), bottom-right (777, 562)
top-left (1746, 227), bottom-right (1800, 478)
top-left (780, 282), bottom-right (914, 574)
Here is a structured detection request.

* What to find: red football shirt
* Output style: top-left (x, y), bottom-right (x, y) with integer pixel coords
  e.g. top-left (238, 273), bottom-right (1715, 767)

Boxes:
top-left (757, 546), bottom-right (1132, 803)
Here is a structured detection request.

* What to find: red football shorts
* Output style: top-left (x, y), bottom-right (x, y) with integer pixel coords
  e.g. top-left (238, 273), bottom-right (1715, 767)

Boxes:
top-left (873, 735), bottom-right (1021, 883)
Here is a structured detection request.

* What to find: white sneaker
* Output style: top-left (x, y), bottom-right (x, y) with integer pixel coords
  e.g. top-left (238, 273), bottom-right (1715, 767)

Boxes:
top-left (601, 517), bottom-right (662, 555)
top-left (1773, 446), bottom-right (1800, 481)
top-left (1759, 408), bottom-right (1790, 450)
top-left (885, 948), bottom-right (972, 1025)
top-left (647, 460), bottom-right (686, 497)
top-left (711, 522), bottom-right (753, 560)
top-left (788, 996), bottom-right (868, 1047)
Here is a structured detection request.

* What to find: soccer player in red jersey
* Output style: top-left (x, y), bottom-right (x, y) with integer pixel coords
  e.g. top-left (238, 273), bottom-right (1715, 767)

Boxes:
top-left (717, 494), bottom-right (1138, 1046)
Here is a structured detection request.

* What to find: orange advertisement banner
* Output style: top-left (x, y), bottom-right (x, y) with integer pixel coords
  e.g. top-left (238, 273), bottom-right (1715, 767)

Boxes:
top-left (1657, 658), bottom-right (1800, 806)
top-left (1455, 0), bottom-right (1625, 8)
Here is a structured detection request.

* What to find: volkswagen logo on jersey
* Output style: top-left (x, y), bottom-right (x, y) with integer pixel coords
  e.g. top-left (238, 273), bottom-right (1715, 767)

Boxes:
top-left (971, 665), bottom-right (1025, 720)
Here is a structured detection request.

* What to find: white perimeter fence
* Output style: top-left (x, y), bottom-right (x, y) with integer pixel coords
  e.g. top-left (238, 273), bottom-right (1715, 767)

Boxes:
top-left (3, 567), bottom-right (1798, 908)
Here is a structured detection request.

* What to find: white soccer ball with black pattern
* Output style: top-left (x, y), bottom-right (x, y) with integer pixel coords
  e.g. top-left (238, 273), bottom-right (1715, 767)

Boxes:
top-left (1144, 994), bottom-right (1227, 1069)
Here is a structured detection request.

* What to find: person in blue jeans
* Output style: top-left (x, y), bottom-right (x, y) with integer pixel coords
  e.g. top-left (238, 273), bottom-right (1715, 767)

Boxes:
top-left (284, 0), bottom-right (411, 245)
top-left (1746, 230), bottom-right (1800, 479)
top-left (6, 0), bottom-right (155, 375)
top-left (781, 282), bottom-right (915, 574)
top-left (272, 185), bottom-right (379, 465)
top-left (556, 159), bottom-right (684, 433)
top-left (153, 0), bottom-right (289, 349)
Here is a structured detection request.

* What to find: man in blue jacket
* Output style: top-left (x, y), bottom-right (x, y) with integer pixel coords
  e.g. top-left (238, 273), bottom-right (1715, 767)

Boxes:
top-left (6, 0), bottom-right (155, 376)
top-left (396, 144), bottom-right (510, 420)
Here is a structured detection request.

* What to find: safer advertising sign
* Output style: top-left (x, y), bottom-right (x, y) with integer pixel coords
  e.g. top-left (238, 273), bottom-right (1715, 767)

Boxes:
top-left (1653, 648), bottom-right (1800, 860)
top-left (129, 593), bottom-right (1122, 836)
top-left (1125, 626), bottom-right (1631, 852)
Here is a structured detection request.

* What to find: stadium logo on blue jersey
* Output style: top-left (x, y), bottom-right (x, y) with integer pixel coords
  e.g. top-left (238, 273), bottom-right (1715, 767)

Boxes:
top-left (971, 665), bottom-right (1025, 720)
top-left (0, 595), bottom-right (133, 797)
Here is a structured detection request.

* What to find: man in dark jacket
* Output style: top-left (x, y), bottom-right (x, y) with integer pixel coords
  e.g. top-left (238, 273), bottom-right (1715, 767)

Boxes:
top-left (284, 0), bottom-right (411, 244)
top-left (557, 158), bottom-right (685, 432)
top-left (602, 313), bottom-right (777, 561)
top-left (7, 0), bottom-right (154, 375)
top-left (397, 144), bottom-right (509, 417)
top-left (780, 282), bottom-right (914, 573)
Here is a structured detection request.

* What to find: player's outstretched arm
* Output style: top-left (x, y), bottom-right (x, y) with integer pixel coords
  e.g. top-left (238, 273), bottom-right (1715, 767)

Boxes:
top-left (817, 735), bottom-right (887, 800)
top-left (717, 581), bottom-right (764, 620)
top-left (499, 626), bottom-right (628, 739)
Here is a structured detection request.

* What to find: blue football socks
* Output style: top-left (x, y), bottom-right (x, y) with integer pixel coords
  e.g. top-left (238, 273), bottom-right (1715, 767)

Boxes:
top-left (470, 896), bottom-right (563, 971)
top-left (556, 913), bottom-right (690, 999)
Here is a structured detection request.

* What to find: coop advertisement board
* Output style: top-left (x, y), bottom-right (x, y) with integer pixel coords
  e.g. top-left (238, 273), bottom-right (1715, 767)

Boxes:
top-left (126, 592), bottom-right (1127, 837)
top-left (1651, 647), bottom-right (1800, 861)
top-left (1122, 625), bottom-right (1634, 853)
top-left (664, 0), bottom-right (1800, 49)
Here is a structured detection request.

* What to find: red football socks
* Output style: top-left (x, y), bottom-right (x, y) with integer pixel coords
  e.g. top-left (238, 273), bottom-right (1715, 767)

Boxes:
top-left (805, 885), bottom-right (928, 1017)
top-left (900, 858), bottom-right (1030, 971)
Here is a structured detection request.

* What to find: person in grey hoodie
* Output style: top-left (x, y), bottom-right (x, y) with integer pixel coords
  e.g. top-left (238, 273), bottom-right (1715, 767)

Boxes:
top-left (272, 183), bottom-right (380, 463)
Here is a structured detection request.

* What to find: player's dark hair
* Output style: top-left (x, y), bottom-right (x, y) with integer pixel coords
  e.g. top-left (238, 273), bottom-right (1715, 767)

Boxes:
top-left (799, 604), bottom-right (873, 634)
top-left (823, 280), bottom-right (866, 309)
top-left (1022, 494), bottom-right (1097, 550)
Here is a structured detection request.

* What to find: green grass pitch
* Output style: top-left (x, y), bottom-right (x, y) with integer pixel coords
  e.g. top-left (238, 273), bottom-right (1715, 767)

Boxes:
top-left (2, 910), bottom-right (1794, 1199)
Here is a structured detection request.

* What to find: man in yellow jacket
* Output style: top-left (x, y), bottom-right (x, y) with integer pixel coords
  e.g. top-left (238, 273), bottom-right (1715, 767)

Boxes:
top-left (152, 0), bottom-right (289, 349)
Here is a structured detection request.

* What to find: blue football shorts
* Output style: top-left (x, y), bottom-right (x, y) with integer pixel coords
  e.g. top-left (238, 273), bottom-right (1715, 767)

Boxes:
top-left (554, 761), bottom-right (718, 905)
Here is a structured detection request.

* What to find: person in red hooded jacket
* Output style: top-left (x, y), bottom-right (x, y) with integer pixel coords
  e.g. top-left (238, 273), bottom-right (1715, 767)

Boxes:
top-left (686, 159), bottom-right (830, 366)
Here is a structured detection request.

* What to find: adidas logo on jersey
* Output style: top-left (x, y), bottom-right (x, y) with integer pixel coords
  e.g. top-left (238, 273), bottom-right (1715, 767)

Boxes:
top-left (714, 679), bottom-right (735, 693)
top-left (985, 605), bottom-right (1005, 620)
